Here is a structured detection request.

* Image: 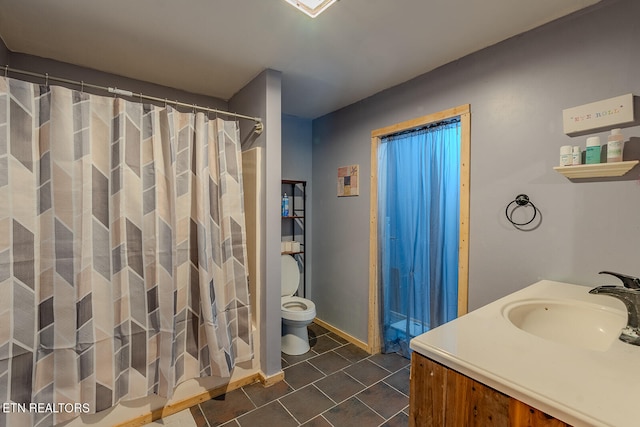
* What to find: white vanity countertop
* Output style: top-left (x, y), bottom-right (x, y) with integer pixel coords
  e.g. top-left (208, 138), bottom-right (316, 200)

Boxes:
top-left (409, 280), bottom-right (640, 427)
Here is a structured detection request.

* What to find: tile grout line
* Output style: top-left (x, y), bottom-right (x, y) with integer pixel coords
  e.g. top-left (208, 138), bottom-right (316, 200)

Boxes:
top-left (234, 368), bottom-right (336, 423)
top-left (309, 370), bottom-right (399, 425)
top-left (306, 414), bottom-right (336, 427)
top-left (375, 407), bottom-right (409, 427)
top-left (273, 382), bottom-right (338, 425)
top-left (309, 382), bottom-right (338, 406)
top-left (314, 394), bottom-right (389, 427)
top-left (189, 323), bottom-right (411, 427)
top-left (306, 351), bottom-right (353, 376)
top-left (381, 377), bottom-right (410, 398)
top-left (339, 367), bottom-right (371, 389)
top-left (280, 338), bottom-right (374, 425)
top-left (283, 338), bottom-right (350, 369)
top-left (274, 399), bottom-right (303, 426)
top-left (194, 404), bottom-right (212, 427)
top-left (230, 383), bottom-right (295, 423)
top-left (353, 394), bottom-right (390, 425)
top-left (211, 366), bottom-right (402, 426)
top-left (304, 334), bottom-right (408, 426)
top-left (239, 387), bottom-right (259, 412)
top-left (334, 363), bottom-right (410, 425)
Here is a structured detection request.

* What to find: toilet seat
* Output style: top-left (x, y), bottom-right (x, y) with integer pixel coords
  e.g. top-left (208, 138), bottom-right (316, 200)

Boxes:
top-left (282, 296), bottom-right (316, 321)
top-left (281, 255), bottom-right (315, 321)
top-left (281, 255), bottom-right (315, 355)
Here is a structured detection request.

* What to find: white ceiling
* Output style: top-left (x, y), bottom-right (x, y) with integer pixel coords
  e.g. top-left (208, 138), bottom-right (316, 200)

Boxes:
top-left (0, 0), bottom-right (600, 118)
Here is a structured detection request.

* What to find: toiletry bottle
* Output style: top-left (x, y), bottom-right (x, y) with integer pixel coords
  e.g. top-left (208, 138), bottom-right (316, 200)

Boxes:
top-left (585, 136), bottom-right (601, 164)
top-left (607, 128), bottom-right (624, 163)
top-left (560, 145), bottom-right (572, 166)
top-left (571, 146), bottom-right (581, 165)
top-left (282, 193), bottom-right (289, 217)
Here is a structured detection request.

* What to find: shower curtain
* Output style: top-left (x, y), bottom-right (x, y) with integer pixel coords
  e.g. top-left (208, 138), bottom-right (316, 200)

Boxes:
top-left (378, 120), bottom-right (460, 358)
top-left (0, 77), bottom-right (253, 427)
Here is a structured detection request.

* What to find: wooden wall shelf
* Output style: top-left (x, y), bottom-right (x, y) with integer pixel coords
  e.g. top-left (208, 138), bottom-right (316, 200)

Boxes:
top-left (553, 160), bottom-right (639, 179)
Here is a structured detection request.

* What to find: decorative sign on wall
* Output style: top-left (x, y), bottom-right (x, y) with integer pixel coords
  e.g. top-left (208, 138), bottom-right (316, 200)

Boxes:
top-left (562, 93), bottom-right (635, 135)
top-left (337, 164), bottom-right (359, 196)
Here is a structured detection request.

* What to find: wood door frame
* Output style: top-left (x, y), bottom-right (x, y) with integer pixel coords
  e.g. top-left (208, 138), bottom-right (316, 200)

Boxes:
top-left (368, 104), bottom-right (471, 353)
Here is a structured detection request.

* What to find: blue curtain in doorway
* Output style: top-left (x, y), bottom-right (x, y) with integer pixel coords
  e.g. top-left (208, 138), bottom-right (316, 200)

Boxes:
top-left (379, 119), bottom-right (460, 358)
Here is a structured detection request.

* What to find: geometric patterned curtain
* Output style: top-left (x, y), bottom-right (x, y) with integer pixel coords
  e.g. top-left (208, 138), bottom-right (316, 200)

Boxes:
top-left (0, 77), bottom-right (253, 427)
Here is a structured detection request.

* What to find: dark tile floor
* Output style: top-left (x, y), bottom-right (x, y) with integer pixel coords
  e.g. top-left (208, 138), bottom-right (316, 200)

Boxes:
top-left (189, 323), bottom-right (410, 427)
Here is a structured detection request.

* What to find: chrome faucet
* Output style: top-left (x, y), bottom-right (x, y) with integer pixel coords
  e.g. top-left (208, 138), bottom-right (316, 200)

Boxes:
top-left (598, 271), bottom-right (640, 289)
top-left (589, 271), bottom-right (640, 346)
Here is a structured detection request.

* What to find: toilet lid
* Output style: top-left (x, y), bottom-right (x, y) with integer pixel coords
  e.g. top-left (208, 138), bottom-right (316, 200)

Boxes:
top-left (281, 255), bottom-right (300, 297)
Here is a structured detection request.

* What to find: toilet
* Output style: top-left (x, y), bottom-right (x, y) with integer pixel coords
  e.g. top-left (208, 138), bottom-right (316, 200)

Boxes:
top-left (281, 254), bottom-right (316, 355)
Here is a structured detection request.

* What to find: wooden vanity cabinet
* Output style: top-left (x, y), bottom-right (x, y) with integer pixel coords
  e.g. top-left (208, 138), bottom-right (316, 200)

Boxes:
top-left (409, 352), bottom-right (570, 427)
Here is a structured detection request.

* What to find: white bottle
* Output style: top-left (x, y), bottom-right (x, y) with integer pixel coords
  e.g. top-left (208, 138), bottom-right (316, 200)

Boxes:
top-left (607, 128), bottom-right (624, 163)
top-left (571, 146), bottom-right (581, 165)
top-left (560, 145), bottom-right (572, 166)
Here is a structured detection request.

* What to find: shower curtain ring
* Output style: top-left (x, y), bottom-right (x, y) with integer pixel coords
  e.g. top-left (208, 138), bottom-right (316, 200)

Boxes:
top-left (4, 65), bottom-right (8, 78)
top-left (80, 81), bottom-right (84, 93)
top-left (45, 73), bottom-right (49, 87)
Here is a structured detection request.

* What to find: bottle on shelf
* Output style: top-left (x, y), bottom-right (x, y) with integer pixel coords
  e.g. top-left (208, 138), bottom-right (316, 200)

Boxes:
top-left (571, 146), bottom-right (581, 165)
top-left (282, 193), bottom-right (289, 217)
top-left (585, 136), bottom-right (601, 164)
top-left (607, 128), bottom-right (624, 163)
top-left (560, 145), bottom-right (572, 166)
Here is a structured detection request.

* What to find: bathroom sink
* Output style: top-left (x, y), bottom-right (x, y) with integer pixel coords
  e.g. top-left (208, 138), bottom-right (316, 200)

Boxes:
top-left (503, 299), bottom-right (626, 351)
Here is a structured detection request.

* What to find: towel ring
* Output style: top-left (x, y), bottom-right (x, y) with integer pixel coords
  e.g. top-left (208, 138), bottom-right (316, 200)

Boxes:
top-left (505, 194), bottom-right (537, 227)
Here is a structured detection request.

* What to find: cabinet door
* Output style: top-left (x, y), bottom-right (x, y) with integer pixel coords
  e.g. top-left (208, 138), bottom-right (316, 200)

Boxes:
top-left (409, 353), bottom-right (446, 426)
top-left (409, 353), bottom-right (570, 427)
top-left (410, 354), bottom-right (509, 426)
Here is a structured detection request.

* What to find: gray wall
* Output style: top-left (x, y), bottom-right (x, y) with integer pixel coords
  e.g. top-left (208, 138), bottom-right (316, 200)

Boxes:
top-left (282, 115), bottom-right (312, 182)
top-left (230, 69), bottom-right (283, 377)
top-left (312, 0), bottom-right (640, 343)
top-left (0, 37), bottom-right (8, 65)
top-left (282, 115), bottom-right (313, 297)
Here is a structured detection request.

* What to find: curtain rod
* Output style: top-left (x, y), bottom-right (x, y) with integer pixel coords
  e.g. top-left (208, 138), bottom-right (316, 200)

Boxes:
top-left (1, 65), bottom-right (264, 129)
top-left (382, 117), bottom-right (460, 140)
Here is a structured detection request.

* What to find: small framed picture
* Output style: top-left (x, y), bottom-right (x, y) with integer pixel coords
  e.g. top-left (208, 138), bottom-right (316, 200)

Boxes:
top-left (337, 164), bottom-right (359, 197)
